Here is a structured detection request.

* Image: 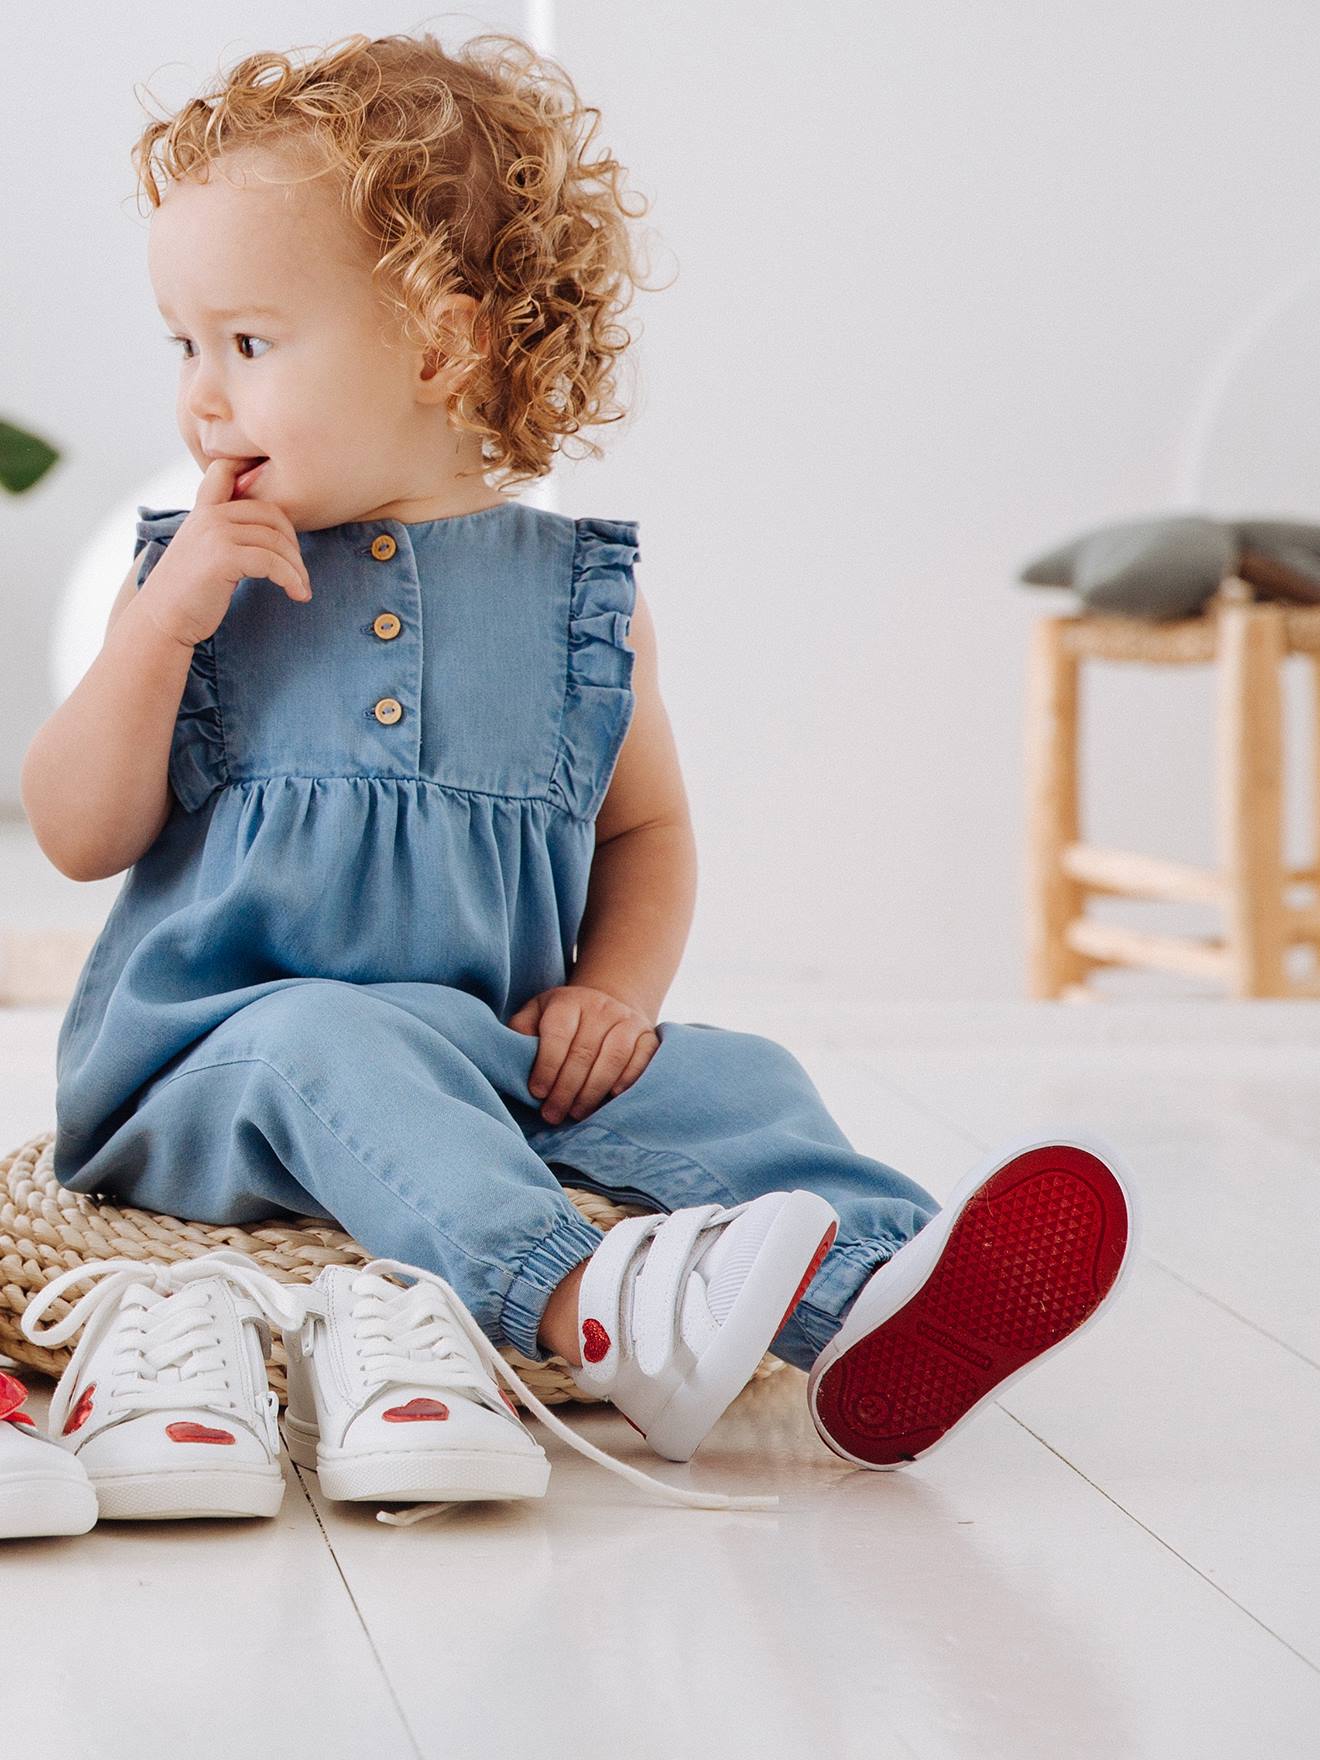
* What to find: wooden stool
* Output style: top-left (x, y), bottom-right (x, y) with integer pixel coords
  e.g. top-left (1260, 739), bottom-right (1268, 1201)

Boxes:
top-left (1026, 591), bottom-right (1320, 999)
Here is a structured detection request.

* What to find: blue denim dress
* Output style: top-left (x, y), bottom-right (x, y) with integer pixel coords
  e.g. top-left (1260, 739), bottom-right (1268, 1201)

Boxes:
top-left (52, 500), bottom-right (939, 1370)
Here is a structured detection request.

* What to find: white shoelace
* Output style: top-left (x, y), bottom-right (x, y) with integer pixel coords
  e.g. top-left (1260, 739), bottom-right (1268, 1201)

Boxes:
top-left (21, 1249), bottom-right (781, 1521)
top-left (21, 1249), bottom-right (307, 1447)
top-left (331, 1259), bottom-right (780, 1525)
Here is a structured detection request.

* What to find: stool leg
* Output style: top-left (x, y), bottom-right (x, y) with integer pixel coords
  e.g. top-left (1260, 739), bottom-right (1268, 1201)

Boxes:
top-left (1026, 617), bottom-right (1088, 997)
top-left (1217, 604), bottom-right (1288, 996)
top-left (1310, 653), bottom-right (1320, 978)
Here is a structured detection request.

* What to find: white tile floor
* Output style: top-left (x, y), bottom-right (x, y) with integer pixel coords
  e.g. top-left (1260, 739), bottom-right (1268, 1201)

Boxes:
top-left (3, 963), bottom-right (1317, 1758)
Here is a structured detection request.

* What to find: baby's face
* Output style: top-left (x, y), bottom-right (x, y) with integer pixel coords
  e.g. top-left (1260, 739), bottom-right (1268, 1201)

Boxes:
top-left (148, 146), bottom-right (488, 533)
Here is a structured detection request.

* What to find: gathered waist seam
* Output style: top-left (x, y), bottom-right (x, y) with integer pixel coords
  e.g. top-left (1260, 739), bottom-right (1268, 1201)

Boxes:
top-left (215, 772), bottom-right (593, 817)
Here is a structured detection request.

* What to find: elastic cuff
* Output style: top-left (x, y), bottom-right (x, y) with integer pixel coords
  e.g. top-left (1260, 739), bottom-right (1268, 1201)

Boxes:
top-left (793, 1235), bottom-right (909, 1330)
top-left (497, 1211), bottom-right (606, 1362)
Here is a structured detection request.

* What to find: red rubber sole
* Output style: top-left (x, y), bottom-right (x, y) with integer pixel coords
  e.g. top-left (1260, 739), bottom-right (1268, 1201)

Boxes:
top-left (812, 1146), bottom-right (1130, 1466)
top-left (777, 1221), bottom-right (839, 1335)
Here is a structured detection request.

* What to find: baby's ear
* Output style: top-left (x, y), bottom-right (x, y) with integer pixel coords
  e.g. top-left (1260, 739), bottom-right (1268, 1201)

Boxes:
top-left (418, 295), bottom-right (486, 392)
top-left (438, 292), bottom-right (485, 351)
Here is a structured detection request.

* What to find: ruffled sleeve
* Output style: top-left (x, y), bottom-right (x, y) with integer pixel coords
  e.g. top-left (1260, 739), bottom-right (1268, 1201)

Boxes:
top-left (133, 504), bottom-right (229, 814)
top-left (549, 516), bottom-right (640, 820)
top-left (133, 504), bottom-right (190, 587)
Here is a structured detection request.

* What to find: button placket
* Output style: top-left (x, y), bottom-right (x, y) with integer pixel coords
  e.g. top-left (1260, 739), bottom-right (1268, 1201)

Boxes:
top-left (361, 528), bottom-right (421, 768)
top-left (368, 530), bottom-right (403, 723)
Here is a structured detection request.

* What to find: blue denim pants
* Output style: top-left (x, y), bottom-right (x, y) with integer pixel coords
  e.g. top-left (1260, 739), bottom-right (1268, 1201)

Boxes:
top-left (70, 979), bottom-right (940, 1373)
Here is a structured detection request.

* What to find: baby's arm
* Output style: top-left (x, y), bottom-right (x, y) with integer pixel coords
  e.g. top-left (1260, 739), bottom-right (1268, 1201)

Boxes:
top-left (569, 589), bottom-right (698, 1019)
top-left (20, 561), bottom-right (190, 881)
top-left (23, 460), bottom-right (309, 882)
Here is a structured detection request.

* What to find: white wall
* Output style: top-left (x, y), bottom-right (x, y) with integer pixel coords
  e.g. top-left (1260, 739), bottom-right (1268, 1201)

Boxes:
top-left (6, 2), bottom-right (1320, 1000)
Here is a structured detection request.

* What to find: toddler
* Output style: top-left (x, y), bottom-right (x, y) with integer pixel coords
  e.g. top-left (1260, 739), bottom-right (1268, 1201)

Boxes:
top-left (19, 30), bottom-right (1137, 1523)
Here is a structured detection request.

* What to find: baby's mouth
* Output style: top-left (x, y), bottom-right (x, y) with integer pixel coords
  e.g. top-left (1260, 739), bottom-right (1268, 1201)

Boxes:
top-left (234, 457), bottom-right (269, 496)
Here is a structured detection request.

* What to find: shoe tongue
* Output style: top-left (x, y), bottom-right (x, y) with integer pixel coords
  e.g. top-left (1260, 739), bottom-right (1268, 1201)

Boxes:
top-left (136, 1285), bottom-right (203, 1388)
top-left (691, 1205), bottom-right (776, 1326)
top-left (353, 1281), bottom-right (483, 1385)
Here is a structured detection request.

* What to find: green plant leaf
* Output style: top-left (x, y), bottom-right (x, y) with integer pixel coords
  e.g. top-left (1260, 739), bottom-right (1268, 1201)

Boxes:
top-left (0, 420), bottom-right (60, 494)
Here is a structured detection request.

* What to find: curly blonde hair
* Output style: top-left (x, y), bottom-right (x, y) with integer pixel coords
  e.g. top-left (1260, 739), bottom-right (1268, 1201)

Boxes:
top-left (130, 29), bottom-right (660, 490)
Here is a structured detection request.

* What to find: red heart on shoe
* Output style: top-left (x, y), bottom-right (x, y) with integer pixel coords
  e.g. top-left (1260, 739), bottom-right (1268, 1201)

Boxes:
top-left (63, 1383), bottom-right (96, 1434)
top-left (165, 1421), bottom-right (236, 1445)
top-left (0, 1369), bottom-right (25, 1414)
top-left (382, 1398), bottom-right (449, 1422)
top-left (0, 1369), bottom-right (36, 1427)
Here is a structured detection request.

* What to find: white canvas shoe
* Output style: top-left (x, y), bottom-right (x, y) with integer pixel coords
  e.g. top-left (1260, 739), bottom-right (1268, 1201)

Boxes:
top-left (284, 1259), bottom-right (553, 1509)
top-left (568, 1190), bottom-right (841, 1463)
top-left (0, 1367), bottom-right (98, 1539)
top-left (19, 1250), bottom-right (305, 1521)
top-left (280, 1254), bottom-right (808, 1526)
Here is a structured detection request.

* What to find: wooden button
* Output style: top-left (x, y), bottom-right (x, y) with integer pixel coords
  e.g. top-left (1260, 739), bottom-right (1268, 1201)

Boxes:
top-left (373, 612), bottom-right (401, 640)
top-left (373, 697), bottom-right (403, 725)
top-left (371, 534), bottom-right (398, 561)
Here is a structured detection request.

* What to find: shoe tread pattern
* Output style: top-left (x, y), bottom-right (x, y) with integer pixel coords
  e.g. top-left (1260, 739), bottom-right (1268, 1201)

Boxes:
top-left (814, 1146), bottom-right (1129, 1464)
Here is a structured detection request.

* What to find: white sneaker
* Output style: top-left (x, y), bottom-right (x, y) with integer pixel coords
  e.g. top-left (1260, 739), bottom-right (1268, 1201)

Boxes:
top-left (280, 1255), bottom-right (806, 1525)
top-left (0, 1367), bottom-right (98, 1538)
top-left (569, 1190), bottom-right (840, 1462)
top-left (283, 1259), bottom-right (553, 1510)
top-left (19, 1249), bottom-right (305, 1521)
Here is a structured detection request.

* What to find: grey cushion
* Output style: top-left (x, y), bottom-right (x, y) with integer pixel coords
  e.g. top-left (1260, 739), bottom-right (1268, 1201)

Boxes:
top-left (1019, 514), bottom-right (1320, 620)
top-left (1234, 520), bottom-right (1320, 593)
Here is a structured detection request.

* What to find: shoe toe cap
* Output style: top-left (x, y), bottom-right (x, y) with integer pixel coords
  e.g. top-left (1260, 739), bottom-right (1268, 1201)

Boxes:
top-left (0, 1423), bottom-right (95, 1482)
top-left (77, 1409), bottom-right (273, 1474)
top-left (345, 1389), bottom-right (540, 1456)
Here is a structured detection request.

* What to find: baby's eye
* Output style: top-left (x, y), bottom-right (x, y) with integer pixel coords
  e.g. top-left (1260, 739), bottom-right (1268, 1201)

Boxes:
top-left (164, 334), bottom-right (272, 361)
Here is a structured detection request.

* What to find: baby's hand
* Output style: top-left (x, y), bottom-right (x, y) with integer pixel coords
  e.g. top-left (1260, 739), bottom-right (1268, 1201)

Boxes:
top-left (137, 456), bottom-right (313, 650)
top-left (507, 985), bottom-right (659, 1125)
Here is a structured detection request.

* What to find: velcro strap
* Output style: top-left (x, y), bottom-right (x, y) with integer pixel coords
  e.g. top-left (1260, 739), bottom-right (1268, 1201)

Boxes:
top-left (573, 1214), bottom-right (662, 1389)
top-left (632, 1205), bottom-right (723, 1379)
